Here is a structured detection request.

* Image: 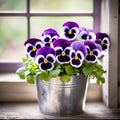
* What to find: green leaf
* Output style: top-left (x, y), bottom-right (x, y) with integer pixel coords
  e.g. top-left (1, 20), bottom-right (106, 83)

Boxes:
top-left (19, 74), bottom-right (25, 79)
top-left (22, 57), bottom-right (27, 62)
top-left (39, 72), bottom-right (51, 82)
top-left (96, 78), bottom-right (100, 84)
top-left (65, 65), bottom-right (74, 75)
top-left (49, 69), bottom-right (61, 78)
top-left (74, 68), bottom-right (81, 75)
top-left (26, 74), bottom-right (35, 84)
top-left (16, 67), bottom-right (25, 79)
top-left (82, 67), bottom-right (93, 76)
top-left (100, 77), bottom-right (105, 84)
top-left (60, 75), bottom-right (70, 83)
top-left (96, 77), bottom-right (105, 84)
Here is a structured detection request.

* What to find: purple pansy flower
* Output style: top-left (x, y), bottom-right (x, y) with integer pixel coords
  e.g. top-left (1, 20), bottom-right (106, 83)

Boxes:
top-left (78, 27), bottom-right (96, 41)
top-left (70, 41), bottom-right (87, 68)
top-left (41, 28), bottom-right (60, 47)
top-left (95, 32), bottom-right (110, 51)
top-left (53, 38), bottom-right (72, 64)
top-left (62, 21), bottom-right (79, 41)
top-left (36, 46), bottom-right (56, 71)
top-left (84, 40), bottom-right (101, 63)
top-left (24, 38), bottom-right (43, 58)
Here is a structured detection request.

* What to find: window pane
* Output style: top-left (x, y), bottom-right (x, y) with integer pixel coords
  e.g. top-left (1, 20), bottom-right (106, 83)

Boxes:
top-left (30, 0), bottom-right (93, 13)
top-left (0, 17), bottom-right (27, 62)
top-left (30, 17), bottom-right (93, 38)
top-left (0, 0), bottom-right (26, 11)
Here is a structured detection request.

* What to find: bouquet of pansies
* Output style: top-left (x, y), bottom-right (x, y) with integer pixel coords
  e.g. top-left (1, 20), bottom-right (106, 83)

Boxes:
top-left (16, 21), bottom-right (110, 84)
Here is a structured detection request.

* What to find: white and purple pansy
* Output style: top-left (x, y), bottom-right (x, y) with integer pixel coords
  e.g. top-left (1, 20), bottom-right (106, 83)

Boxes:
top-left (53, 38), bottom-right (72, 64)
top-left (84, 40), bottom-right (101, 63)
top-left (41, 28), bottom-right (60, 47)
top-left (24, 38), bottom-right (43, 58)
top-left (35, 46), bottom-right (56, 71)
top-left (78, 27), bottom-right (96, 41)
top-left (70, 41), bottom-right (87, 68)
top-left (95, 32), bottom-right (110, 51)
top-left (62, 21), bottom-right (79, 41)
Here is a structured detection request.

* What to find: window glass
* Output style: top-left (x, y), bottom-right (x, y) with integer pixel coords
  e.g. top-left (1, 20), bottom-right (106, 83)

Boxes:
top-left (0, 0), bottom-right (26, 11)
top-left (0, 17), bottom-right (27, 62)
top-left (30, 0), bottom-right (93, 13)
top-left (30, 16), bottom-right (93, 38)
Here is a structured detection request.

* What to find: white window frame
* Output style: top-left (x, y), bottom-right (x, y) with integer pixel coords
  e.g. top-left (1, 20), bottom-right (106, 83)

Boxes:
top-left (101, 0), bottom-right (119, 108)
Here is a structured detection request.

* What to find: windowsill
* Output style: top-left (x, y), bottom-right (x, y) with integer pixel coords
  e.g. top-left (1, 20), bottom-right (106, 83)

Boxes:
top-left (0, 102), bottom-right (120, 119)
top-left (0, 73), bottom-right (25, 82)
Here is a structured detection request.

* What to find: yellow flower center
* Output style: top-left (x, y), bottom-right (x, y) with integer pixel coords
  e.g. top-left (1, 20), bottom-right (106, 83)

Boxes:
top-left (62, 52), bottom-right (65, 56)
top-left (89, 51), bottom-right (93, 56)
top-left (68, 31), bottom-right (72, 35)
top-left (48, 41), bottom-right (52, 44)
top-left (101, 41), bottom-right (104, 45)
top-left (75, 56), bottom-right (79, 60)
top-left (44, 59), bottom-right (48, 64)
top-left (32, 47), bottom-right (37, 51)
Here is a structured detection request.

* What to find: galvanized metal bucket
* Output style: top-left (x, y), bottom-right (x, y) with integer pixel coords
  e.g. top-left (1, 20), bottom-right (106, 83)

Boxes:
top-left (36, 75), bottom-right (88, 116)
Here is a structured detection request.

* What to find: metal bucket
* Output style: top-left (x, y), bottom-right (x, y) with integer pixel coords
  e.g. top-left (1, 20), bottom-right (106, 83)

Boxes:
top-left (36, 75), bottom-right (88, 116)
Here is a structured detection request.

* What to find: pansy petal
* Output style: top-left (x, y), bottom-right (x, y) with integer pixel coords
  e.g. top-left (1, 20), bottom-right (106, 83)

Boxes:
top-left (71, 27), bottom-right (79, 34)
top-left (39, 62), bottom-right (54, 71)
top-left (70, 59), bottom-right (82, 68)
top-left (29, 51), bottom-right (36, 58)
top-left (96, 32), bottom-right (109, 40)
top-left (36, 46), bottom-right (55, 57)
top-left (52, 35), bottom-right (59, 42)
top-left (64, 27), bottom-right (69, 33)
top-left (55, 47), bottom-right (63, 56)
top-left (53, 38), bottom-right (67, 47)
top-left (88, 32), bottom-right (96, 40)
top-left (25, 43), bottom-right (33, 53)
top-left (86, 55), bottom-right (96, 63)
top-left (24, 38), bottom-right (42, 46)
top-left (64, 47), bottom-right (72, 55)
top-left (71, 41), bottom-right (87, 57)
top-left (65, 31), bottom-right (75, 39)
top-left (41, 35), bottom-right (51, 42)
top-left (63, 21), bottom-right (79, 29)
top-left (35, 42), bottom-right (43, 49)
top-left (76, 51), bottom-right (84, 60)
top-left (46, 54), bottom-right (56, 63)
top-left (53, 38), bottom-right (71, 49)
top-left (70, 50), bottom-right (76, 58)
top-left (93, 49), bottom-right (100, 57)
top-left (35, 55), bottom-right (45, 64)
top-left (103, 37), bottom-right (110, 45)
top-left (101, 44), bottom-right (108, 50)
top-left (78, 30), bottom-right (87, 40)
top-left (57, 55), bottom-right (70, 64)
top-left (42, 28), bottom-right (59, 36)
top-left (63, 27), bottom-right (79, 40)
top-left (84, 40), bottom-right (101, 51)
top-left (62, 26), bottom-right (69, 34)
